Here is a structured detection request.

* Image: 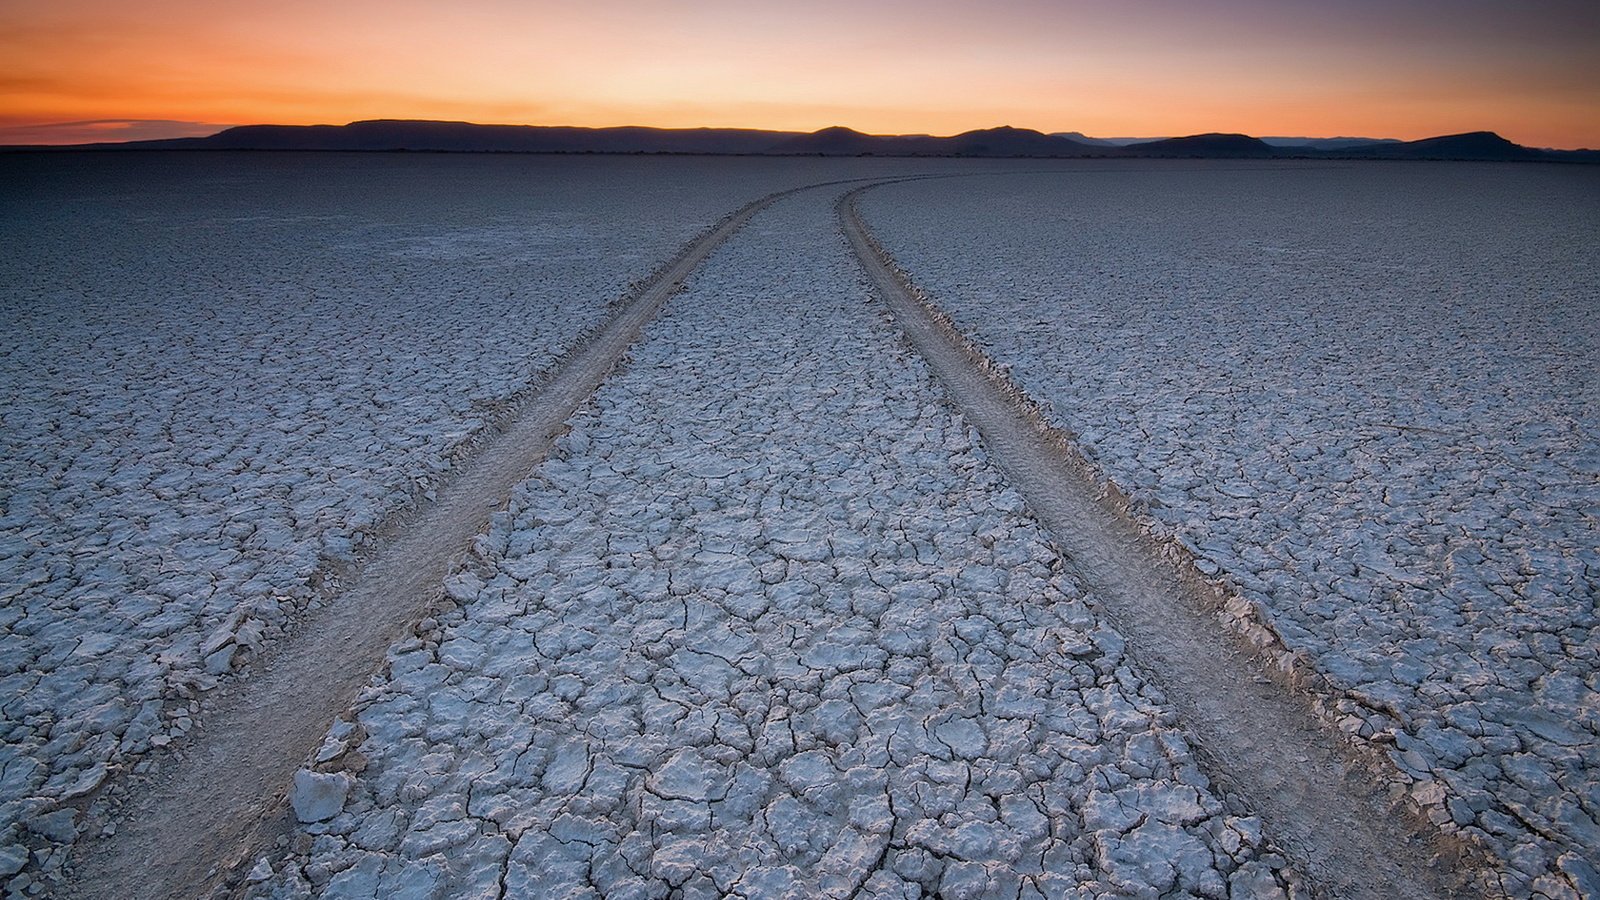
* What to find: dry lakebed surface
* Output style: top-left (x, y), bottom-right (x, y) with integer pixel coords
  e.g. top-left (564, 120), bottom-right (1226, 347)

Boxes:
top-left (0, 153), bottom-right (1595, 899)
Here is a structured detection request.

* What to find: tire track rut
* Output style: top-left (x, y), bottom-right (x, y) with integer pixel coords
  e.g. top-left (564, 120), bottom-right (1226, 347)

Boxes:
top-left (59, 177), bottom-right (892, 900)
top-left (840, 184), bottom-right (1486, 899)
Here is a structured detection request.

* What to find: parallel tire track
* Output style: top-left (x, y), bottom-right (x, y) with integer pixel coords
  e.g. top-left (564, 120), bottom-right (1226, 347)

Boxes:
top-left (60, 178), bottom-right (876, 900)
top-left (839, 184), bottom-right (1485, 899)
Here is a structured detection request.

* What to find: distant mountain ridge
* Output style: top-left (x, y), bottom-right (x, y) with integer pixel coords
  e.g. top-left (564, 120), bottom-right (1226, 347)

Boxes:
top-left (1336, 131), bottom-right (1542, 161)
top-left (1053, 133), bottom-right (1407, 150)
top-left (1053, 131), bottom-right (1161, 147)
top-left (8, 119), bottom-right (1595, 162)
top-left (1260, 136), bottom-right (1402, 150)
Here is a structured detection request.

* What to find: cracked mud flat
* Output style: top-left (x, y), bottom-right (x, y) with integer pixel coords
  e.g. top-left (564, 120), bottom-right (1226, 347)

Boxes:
top-left (54, 173), bottom-right (841, 900)
top-left (0, 153), bottom-right (971, 893)
top-left (859, 162), bottom-right (1600, 897)
top-left (254, 188), bottom-right (1296, 899)
top-left (843, 186), bottom-right (1471, 899)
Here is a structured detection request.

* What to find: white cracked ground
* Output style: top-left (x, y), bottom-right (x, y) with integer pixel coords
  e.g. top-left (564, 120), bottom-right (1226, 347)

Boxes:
top-left (860, 162), bottom-right (1600, 898)
top-left (255, 188), bottom-right (1294, 898)
top-left (0, 153), bottom-right (956, 884)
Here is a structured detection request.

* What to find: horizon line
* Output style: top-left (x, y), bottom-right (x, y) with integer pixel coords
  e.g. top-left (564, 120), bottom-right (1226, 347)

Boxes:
top-left (5, 116), bottom-right (1597, 152)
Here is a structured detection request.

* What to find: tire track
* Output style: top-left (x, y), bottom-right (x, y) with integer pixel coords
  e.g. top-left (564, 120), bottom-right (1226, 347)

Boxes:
top-left (248, 179), bottom-right (1296, 900)
top-left (59, 177), bottom-right (896, 900)
top-left (839, 184), bottom-right (1486, 899)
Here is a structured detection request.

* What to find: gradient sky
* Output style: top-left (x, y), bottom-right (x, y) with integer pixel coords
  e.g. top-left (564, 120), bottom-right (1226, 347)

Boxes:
top-left (3, 0), bottom-right (1597, 147)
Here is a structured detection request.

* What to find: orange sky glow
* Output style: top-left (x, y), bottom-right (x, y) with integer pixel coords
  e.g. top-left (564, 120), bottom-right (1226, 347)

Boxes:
top-left (2, 0), bottom-right (1597, 147)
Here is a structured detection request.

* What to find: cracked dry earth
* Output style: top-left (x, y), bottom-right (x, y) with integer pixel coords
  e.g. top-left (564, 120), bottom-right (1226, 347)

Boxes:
top-left (254, 188), bottom-right (1297, 899)
top-left (0, 153), bottom-right (820, 889)
top-left (859, 165), bottom-right (1599, 897)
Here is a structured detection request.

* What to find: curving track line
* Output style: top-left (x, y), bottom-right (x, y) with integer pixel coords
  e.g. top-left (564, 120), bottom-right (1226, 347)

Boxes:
top-left (839, 183), bottom-right (1487, 900)
top-left (60, 176), bottom-right (919, 900)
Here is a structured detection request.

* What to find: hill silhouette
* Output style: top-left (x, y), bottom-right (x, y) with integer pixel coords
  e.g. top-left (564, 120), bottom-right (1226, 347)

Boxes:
top-left (176, 120), bottom-right (787, 154)
top-left (944, 126), bottom-right (1095, 157)
top-left (1123, 133), bottom-right (1277, 158)
top-left (1332, 131), bottom-right (1542, 160)
top-left (772, 126), bottom-right (940, 155)
top-left (8, 120), bottom-right (1592, 162)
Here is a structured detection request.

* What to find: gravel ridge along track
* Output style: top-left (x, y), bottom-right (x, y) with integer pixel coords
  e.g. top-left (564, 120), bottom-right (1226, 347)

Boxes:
top-left (59, 177), bottom-right (904, 900)
top-left (840, 184), bottom-right (1487, 899)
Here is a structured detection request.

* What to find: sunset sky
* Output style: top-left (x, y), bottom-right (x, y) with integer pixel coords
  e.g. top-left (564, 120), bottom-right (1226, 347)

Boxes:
top-left (2, 0), bottom-right (1597, 147)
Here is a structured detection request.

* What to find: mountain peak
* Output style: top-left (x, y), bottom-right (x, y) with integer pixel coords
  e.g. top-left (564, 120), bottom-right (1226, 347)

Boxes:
top-left (958, 125), bottom-right (1048, 138)
top-left (1352, 130), bottom-right (1540, 160)
top-left (1125, 133), bottom-right (1275, 157)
